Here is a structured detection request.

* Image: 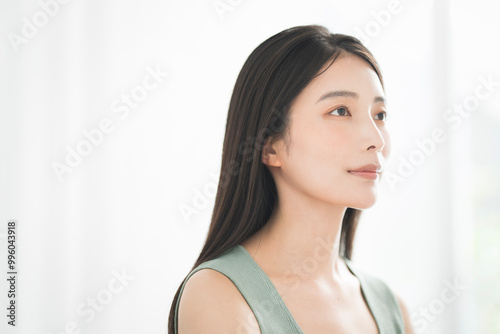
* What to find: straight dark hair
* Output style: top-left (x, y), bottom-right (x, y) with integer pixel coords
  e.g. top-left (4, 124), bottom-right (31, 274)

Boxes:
top-left (168, 24), bottom-right (384, 333)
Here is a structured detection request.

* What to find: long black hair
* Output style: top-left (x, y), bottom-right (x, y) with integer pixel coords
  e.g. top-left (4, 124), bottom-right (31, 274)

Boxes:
top-left (168, 24), bottom-right (384, 333)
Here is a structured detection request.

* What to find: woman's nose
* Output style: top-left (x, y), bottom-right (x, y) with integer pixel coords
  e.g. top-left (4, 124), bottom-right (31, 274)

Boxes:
top-left (360, 117), bottom-right (385, 152)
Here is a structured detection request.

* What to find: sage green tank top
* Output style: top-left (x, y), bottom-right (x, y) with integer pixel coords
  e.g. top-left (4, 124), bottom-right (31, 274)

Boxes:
top-left (174, 244), bottom-right (405, 333)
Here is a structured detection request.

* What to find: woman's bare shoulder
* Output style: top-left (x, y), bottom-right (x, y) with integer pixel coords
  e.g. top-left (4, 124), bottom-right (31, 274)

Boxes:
top-left (392, 291), bottom-right (415, 334)
top-left (177, 268), bottom-right (261, 334)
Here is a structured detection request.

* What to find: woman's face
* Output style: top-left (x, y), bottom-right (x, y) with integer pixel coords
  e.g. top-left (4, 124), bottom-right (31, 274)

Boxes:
top-left (266, 53), bottom-right (391, 209)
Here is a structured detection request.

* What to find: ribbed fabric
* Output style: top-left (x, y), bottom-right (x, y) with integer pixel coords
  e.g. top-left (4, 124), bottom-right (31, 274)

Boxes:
top-left (343, 255), bottom-right (405, 334)
top-left (174, 244), bottom-right (405, 334)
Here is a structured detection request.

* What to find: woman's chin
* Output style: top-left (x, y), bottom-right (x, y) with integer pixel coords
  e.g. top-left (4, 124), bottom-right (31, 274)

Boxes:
top-left (348, 197), bottom-right (377, 210)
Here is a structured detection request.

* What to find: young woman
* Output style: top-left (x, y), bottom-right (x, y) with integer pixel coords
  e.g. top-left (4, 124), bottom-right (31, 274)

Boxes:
top-left (168, 24), bottom-right (414, 334)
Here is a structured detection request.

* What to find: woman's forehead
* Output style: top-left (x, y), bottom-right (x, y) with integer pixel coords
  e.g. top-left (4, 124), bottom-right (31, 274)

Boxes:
top-left (299, 56), bottom-right (384, 104)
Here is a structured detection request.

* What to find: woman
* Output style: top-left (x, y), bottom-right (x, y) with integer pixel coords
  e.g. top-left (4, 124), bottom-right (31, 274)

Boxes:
top-left (168, 24), bottom-right (414, 333)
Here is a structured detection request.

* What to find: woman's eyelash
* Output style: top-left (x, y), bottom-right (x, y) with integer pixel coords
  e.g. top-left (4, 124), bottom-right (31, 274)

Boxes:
top-left (328, 106), bottom-right (388, 121)
top-left (328, 105), bottom-right (351, 116)
top-left (375, 111), bottom-right (388, 121)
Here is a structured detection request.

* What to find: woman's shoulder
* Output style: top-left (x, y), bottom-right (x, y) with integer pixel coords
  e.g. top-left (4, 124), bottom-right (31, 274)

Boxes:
top-left (177, 259), bottom-right (261, 333)
top-left (343, 256), bottom-right (396, 295)
top-left (343, 256), bottom-right (414, 333)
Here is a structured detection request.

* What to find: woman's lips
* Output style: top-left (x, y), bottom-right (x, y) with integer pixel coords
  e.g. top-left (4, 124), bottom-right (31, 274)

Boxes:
top-left (348, 171), bottom-right (379, 180)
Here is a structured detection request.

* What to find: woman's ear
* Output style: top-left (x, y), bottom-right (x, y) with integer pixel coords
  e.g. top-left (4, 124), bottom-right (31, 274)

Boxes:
top-left (261, 137), bottom-right (282, 168)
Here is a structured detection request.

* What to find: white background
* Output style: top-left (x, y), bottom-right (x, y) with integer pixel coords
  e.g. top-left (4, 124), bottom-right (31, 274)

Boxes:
top-left (1, 0), bottom-right (499, 333)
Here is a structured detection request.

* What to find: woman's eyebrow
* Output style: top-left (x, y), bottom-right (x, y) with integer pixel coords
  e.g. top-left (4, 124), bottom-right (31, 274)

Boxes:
top-left (315, 90), bottom-right (386, 104)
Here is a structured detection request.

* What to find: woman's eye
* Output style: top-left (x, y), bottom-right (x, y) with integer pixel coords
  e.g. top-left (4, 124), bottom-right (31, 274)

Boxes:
top-left (329, 106), bottom-right (351, 116)
top-left (375, 111), bottom-right (387, 121)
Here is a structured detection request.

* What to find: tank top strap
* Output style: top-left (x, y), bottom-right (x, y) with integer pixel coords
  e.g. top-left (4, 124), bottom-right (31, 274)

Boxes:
top-left (174, 244), bottom-right (303, 334)
top-left (343, 256), bottom-right (405, 334)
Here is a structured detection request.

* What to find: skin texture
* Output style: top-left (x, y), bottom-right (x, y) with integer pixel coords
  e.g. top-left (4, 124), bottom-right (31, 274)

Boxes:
top-left (178, 52), bottom-right (415, 333)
